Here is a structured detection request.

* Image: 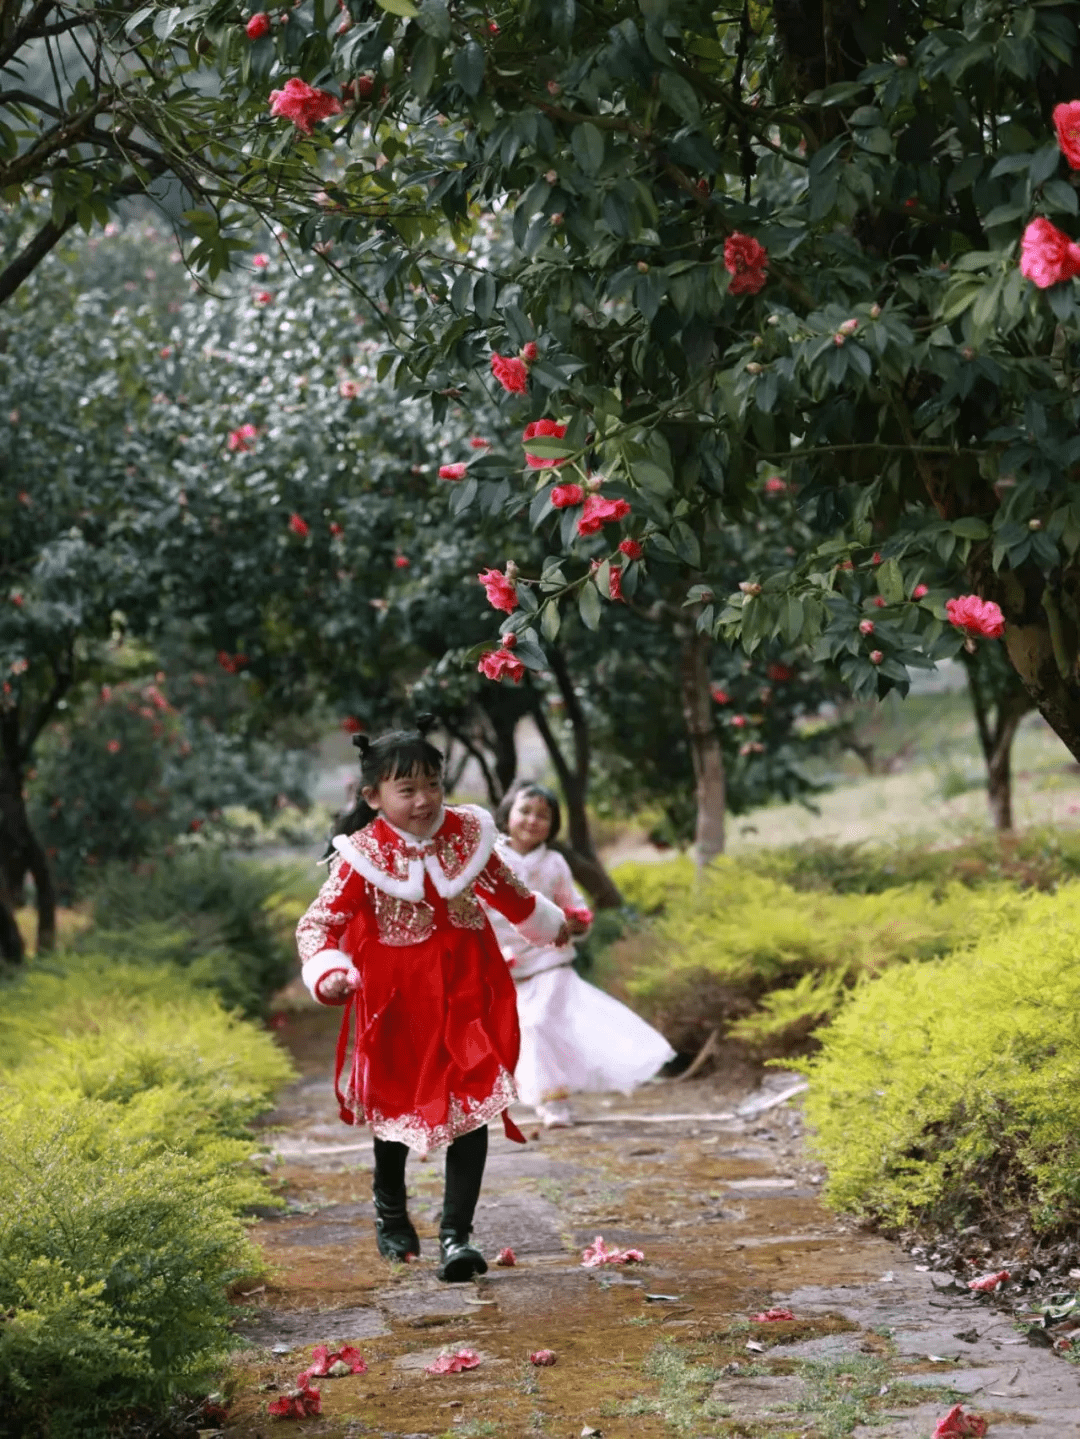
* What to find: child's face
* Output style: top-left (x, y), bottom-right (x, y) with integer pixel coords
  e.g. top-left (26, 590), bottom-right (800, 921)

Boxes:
top-left (363, 767), bottom-right (444, 836)
top-left (508, 791), bottom-right (553, 850)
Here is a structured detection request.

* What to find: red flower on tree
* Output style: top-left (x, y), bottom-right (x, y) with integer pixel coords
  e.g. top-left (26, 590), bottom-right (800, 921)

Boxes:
top-left (478, 567), bottom-right (518, 612)
top-left (245, 11), bottom-right (271, 38)
top-left (340, 716), bottom-right (363, 734)
top-left (478, 648), bottom-right (525, 684)
top-left (394, 554), bottom-right (410, 569)
top-left (1054, 101), bottom-right (1080, 169)
top-left (618, 538), bottom-right (643, 561)
top-left (551, 483), bottom-right (584, 508)
top-left (608, 565), bottom-right (625, 602)
top-left (268, 77), bottom-right (343, 135)
top-left (766, 662), bottom-right (793, 682)
top-left (521, 341), bottom-right (539, 362)
top-left (710, 684), bottom-right (729, 704)
top-left (288, 513), bottom-right (309, 538)
top-left (469, 436), bottom-right (491, 449)
top-left (227, 422), bottom-right (258, 452)
top-left (946, 595), bottom-right (1005, 639)
top-left (577, 494), bottom-right (631, 536)
top-left (491, 353), bottom-right (529, 393)
top-left (763, 475), bottom-right (787, 494)
top-left (439, 463), bottom-right (468, 480)
top-left (329, 521), bottom-right (343, 536)
top-left (1020, 218), bottom-right (1080, 288)
top-left (724, 232), bottom-right (769, 295)
top-left (522, 419), bottom-right (570, 468)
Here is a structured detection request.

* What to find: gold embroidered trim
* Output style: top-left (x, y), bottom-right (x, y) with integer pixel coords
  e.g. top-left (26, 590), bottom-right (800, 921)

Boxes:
top-left (446, 889), bottom-right (487, 931)
top-left (371, 885), bottom-right (435, 946)
top-left (296, 856), bottom-right (350, 963)
top-left (356, 1067), bottom-right (518, 1154)
top-left (485, 851), bottom-right (533, 898)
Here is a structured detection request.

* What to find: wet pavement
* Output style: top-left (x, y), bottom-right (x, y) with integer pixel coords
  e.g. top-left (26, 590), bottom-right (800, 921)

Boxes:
top-left (220, 1006), bottom-right (1080, 1437)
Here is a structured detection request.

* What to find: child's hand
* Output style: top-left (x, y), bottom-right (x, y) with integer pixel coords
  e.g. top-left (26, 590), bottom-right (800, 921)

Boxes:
top-left (320, 969), bottom-right (356, 1001)
top-left (567, 914), bottom-right (590, 936)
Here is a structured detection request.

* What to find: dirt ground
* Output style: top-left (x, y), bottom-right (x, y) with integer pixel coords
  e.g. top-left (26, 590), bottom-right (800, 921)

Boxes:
top-left (219, 1005), bottom-right (1080, 1438)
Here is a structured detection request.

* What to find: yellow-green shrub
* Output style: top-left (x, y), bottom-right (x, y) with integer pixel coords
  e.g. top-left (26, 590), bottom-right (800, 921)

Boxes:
top-left (610, 859), bottom-right (1028, 1052)
top-left (802, 882), bottom-right (1080, 1233)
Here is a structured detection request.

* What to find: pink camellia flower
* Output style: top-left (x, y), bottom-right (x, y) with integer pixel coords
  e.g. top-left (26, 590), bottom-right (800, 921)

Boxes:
top-left (933, 1404), bottom-right (988, 1439)
top-left (394, 554), bottom-right (410, 569)
top-left (967, 1269), bottom-right (1010, 1293)
top-left (339, 379), bottom-right (360, 399)
top-left (107, 739), bottom-right (121, 754)
top-left (522, 419), bottom-right (570, 468)
top-left (495, 1247), bottom-right (516, 1266)
top-left (730, 714), bottom-right (747, 728)
top-left (581, 1236), bottom-right (644, 1268)
top-left (298, 1345), bottom-right (367, 1385)
top-left (521, 341), bottom-right (539, 362)
top-left (869, 650), bottom-right (884, 664)
top-left (710, 684), bottom-right (729, 704)
top-left (439, 463), bottom-right (468, 480)
top-left (288, 513), bottom-right (309, 538)
top-left (724, 232), bottom-right (769, 295)
top-left (530, 1350), bottom-right (557, 1366)
top-left (751, 1308), bottom-right (795, 1322)
top-left (859, 619), bottom-right (875, 635)
top-left (227, 422), bottom-right (258, 453)
top-left (500, 632), bottom-right (517, 649)
top-left (551, 483), bottom-right (585, 509)
top-left (619, 538), bottom-right (643, 561)
top-left (1020, 217), bottom-right (1080, 288)
top-left (763, 476), bottom-right (787, 494)
top-left (425, 1347), bottom-right (481, 1376)
top-left (469, 436), bottom-right (491, 449)
top-left (11, 594), bottom-right (22, 608)
top-left (245, 11), bottom-right (271, 38)
top-left (871, 551), bottom-right (883, 565)
top-left (577, 494), bottom-right (631, 536)
top-left (478, 567), bottom-right (518, 613)
top-left (252, 252), bottom-right (270, 268)
top-left (253, 289), bottom-right (273, 305)
top-left (912, 583), bottom-right (929, 599)
top-left (267, 1382), bottom-right (321, 1418)
top-left (268, 76), bottom-right (343, 135)
top-left (491, 353), bottom-right (529, 393)
top-left (946, 595), bottom-right (1005, 639)
top-left (1054, 101), bottom-right (1080, 169)
top-left (478, 648), bottom-right (525, 684)
top-left (873, 595), bottom-right (886, 608)
top-left (609, 564), bottom-right (625, 603)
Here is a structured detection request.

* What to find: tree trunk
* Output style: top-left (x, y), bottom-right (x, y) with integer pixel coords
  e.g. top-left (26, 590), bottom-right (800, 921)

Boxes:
top-left (0, 751), bottom-right (55, 953)
top-left (961, 642), bottom-right (1034, 833)
top-left (0, 878), bottom-right (23, 963)
top-left (529, 650), bottom-right (623, 909)
top-left (677, 626), bottom-right (726, 870)
top-left (986, 716), bottom-right (1021, 831)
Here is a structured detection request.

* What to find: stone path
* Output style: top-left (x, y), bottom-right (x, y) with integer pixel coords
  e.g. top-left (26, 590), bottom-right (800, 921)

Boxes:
top-left (220, 1006), bottom-right (1080, 1437)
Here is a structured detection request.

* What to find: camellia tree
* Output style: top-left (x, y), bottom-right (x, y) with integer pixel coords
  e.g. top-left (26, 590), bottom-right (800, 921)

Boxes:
top-left (142, 0), bottom-right (1080, 808)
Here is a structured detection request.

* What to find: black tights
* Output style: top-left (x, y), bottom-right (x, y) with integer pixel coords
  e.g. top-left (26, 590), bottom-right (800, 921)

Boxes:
top-left (373, 1125), bottom-right (488, 1237)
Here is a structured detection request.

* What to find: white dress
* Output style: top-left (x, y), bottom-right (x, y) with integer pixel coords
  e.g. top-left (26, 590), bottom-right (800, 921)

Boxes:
top-left (484, 838), bottom-right (676, 1109)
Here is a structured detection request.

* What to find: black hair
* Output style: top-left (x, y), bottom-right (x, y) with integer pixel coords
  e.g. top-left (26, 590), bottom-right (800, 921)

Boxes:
top-left (324, 715), bottom-right (444, 856)
top-left (495, 781), bottom-right (561, 843)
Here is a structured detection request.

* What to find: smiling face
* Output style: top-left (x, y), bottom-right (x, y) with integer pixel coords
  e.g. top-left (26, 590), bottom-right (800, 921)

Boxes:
top-left (507, 789), bottom-right (554, 854)
top-left (363, 765), bottom-right (444, 837)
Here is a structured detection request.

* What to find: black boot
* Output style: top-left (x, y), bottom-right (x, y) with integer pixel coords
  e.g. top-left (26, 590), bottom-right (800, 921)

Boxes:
top-left (373, 1184), bottom-right (420, 1262)
top-left (436, 1226), bottom-right (487, 1283)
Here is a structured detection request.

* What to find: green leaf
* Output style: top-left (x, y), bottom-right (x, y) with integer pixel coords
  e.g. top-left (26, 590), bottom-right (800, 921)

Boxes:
top-left (658, 71), bottom-right (699, 124)
top-left (416, 0), bottom-right (451, 39)
top-left (876, 558), bottom-right (904, 604)
top-left (453, 41), bottom-right (485, 96)
top-left (578, 581), bottom-right (602, 630)
top-left (951, 517), bottom-right (990, 539)
top-left (630, 459), bottom-right (673, 496)
top-left (1043, 179), bottom-right (1079, 215)
top-left (520, 434), bottom-right (573, 461)
top-left (571, 123), bottom-right (604, 175)
top-left (410, 35), bottom-right (438, 96)
top-left (540, 602), bottom-right (561, 641)
top-left (671, 520), bottom-right (700, 568)
top-left (376, 0), bottom-right (418, 15)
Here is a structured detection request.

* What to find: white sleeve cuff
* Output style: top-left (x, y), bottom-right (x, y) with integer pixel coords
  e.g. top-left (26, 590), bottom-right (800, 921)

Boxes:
top-left (301, 949), bottom-right (350, 1004)
top-left (514, 893), bottom-right (565, 946)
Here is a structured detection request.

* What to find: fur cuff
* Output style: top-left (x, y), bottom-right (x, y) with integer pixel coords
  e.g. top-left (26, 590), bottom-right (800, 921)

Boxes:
top-left (514, 893), bottom-right (566, 947)
top-left (302, 949), bottom-right (350, 1005)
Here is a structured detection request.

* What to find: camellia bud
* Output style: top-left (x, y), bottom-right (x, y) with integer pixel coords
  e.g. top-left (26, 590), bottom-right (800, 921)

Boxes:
top-left (585, 473), bottom-right (603, 492)
top-left (502, 632), bottom-right (517, 648)
top-left (505, 560), bottom-right (519, 581)
top-left (870, 650), bottom-right (884, 664)
top-left (859, 619), bottom-right (875, 635)
top-left (752, 336), bottom-right (764, 348)
top-left (550, 212), bottom-right (563, 226)
top-left (739, 581), bottom-right (762, 596)
top-left (839, 318), bottom-right (859, 336)
top-left (894, 53), bottom-right (908, 67)
top-left (869, 303), bottom-right (881, 319)
top-left (545, 169), bottom-right (557, 183)
top-left (961, 346), bottom-right (975, 361)
top-left (767, 314), bottom-right (780, 326)
top-left (637, 260), bottom-right (649, 273)
top-left (1029, 517), bottom-right (1042, 530)
top-left (746, 361), bottom-right (763, 375)
top-left (833, 333), bottom-right (846, 346)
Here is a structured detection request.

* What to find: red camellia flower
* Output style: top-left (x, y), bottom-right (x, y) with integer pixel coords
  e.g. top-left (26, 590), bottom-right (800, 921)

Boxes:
top-left (253, 289), bottom-right (273, 305)
top-left (394, 554), bottom-right (410, 569)
top-left (267, 1382), bottom-right (322, 1418)
top-left (298, 1345), bottom-right (367, 1385)
top-left (766, 662), bottom-right (793, 682)
top-left (268, 77), bottom-right (343, 135)
top-left (107, 739), bottom-right (121, 754)
top-left (1020, 217), bottom-right (1080, 288)
top-left (245, 11), bottom-right (271, 38)
top-left (491, 353), bottom-right (529, 393)
top-left (11, 594), bottom-right (22, 608)
top-left (609, 564), bottom-right (625, 602)
top-left (859, 619), bottom-right (875, 635)
top-left (730, 714), bottom-right (747, 728)
top-left (946, 595), bottom-right (1005, 639)
top-left (751, 1308), bottom-right (795, 1322)
top-left (577, 494), bottom-right (631, 536)
top-left (354, 74), bottom-right (374, 99)
top-left (521, 340), bottom-right (539, 362)
top-left (288, 513), bottom-right (309, 538)
top-left (933, 1404), bottom-right (988, 1439)
top-left (469, 436), bottom-right (491, 449)
top-left (227, 422), bottom-right (258, 453)
top-left (478, 567), bottom-right (518, 612)
top-left (873, 595), bottom-right (886, 608)
top-left (252, 252), bottom-right (270, 268)
top-left (478, 648), bottom-right (525, 684)
top-left (551, 483), bottom-right (585, 508)
top-left (341, 716), bottom-right (363, 734)
top-left (439, 463), bottom-right (468, 480)
top-left (1054, 101), bottom-right (1080, 169)
top-left (912, 583), bottom-right (928, 599)
top-left (763, 475), bottom-right (787, 494)
top-left (710, 684), bottom-right (729, 704)
top-left (968, 1269), bottom-right (1010, 1292)
top-left (871, 551), bottom-right (883, 565)
top-left (523, 418), bottom-right (570, 468)
top-left (530, 1350), bottom-right (557, 1366)
top-left (618, 538), bottom-right (643, 561)
top-left (724, 232), bottom-right (769, 295)
top-left (329, 521), bottom-right (343, 537)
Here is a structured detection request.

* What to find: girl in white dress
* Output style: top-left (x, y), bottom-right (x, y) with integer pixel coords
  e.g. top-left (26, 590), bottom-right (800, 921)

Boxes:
top-left (485, 783), bottom-right (676, 1127)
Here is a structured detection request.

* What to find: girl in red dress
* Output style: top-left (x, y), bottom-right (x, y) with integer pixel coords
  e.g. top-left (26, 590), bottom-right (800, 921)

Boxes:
top-left (296, 719), bottom-right (567, 1282)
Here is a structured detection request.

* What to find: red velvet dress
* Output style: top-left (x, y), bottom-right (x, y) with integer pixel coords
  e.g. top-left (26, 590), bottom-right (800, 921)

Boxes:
top-left (296, 804), bottom-right (564, 1154)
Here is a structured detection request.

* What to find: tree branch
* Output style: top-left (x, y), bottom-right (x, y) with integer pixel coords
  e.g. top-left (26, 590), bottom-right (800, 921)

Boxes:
top-left (0, 208), bottom-right (78, 304)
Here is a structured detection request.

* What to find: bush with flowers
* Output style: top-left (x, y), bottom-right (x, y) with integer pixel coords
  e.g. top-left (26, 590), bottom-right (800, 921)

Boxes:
top-left (802, 882), bottom-right (1080, 1235)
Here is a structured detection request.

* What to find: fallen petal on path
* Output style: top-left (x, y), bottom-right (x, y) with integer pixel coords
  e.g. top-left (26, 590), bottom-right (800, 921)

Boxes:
top-left (267, 1382), bottom-right (321, 1418)
top-left (968, 1270), bottom-right (1010, 1292)
top-left (425, 1347), bottom-right (481, 1375)
top-left (750, 1308), bottom-right (795, 1322)
top-left (529, 1349), bottom-right (557, 1365)
top-left (933, 1403), bottom-right (987, 1438)
top-left (581, 1235), bottom-right (644, 1267)
top-left (495, 1247), bottom-right (516, 1266)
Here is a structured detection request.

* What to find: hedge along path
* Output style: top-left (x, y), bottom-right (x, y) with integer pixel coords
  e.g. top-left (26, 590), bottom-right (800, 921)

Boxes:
top-left (224, 1004), bottom-right (1079, 1437)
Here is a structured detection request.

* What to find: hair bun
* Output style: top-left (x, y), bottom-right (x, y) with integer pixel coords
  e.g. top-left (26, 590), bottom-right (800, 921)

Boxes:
top-left (414, 712), bottom-right (437, 735)
top-left (351, 733), bottom-right (371, 754)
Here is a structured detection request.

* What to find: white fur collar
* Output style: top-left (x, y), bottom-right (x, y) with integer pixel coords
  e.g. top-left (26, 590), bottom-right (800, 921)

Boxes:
top-left (333, 804), bottom-right (497, 902)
